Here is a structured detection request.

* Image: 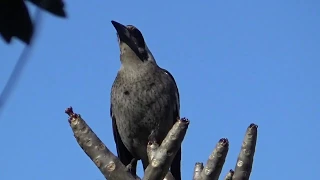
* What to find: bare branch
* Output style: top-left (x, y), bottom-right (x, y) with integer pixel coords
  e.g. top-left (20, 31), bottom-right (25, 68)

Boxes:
top-left (193, 162), bottom-right (204, 180)
top-left (65, 106), bottom-right (258, 180)
top-left (146, 140), bottom-right (159, 163)
top-left (146, 141), bottom-right (175, 180)
top-left (143, 118), bottom-right (190, 180)
top-left (232, 123), bottom-right (258, 180)
top-left (163, 172), bottom-right (175, 180)
top-left (200, 138), bottom-right (229, 180)
top-left (223, 169), bottom-right (234, 180)
top-left (65, 107), bottom-right (137, 180)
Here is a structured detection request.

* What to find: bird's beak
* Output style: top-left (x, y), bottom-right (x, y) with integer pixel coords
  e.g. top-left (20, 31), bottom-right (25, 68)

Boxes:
top-left (111, 20), bottom-right (131, 43)
top-left (111, 20), bottom-right (145, 60)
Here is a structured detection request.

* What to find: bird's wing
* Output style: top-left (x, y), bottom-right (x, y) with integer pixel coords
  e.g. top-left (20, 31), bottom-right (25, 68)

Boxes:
top-left (162, 69), bottom-right (180, 118)
top-left (162, 68), bottom-right (182, 180)
top-left (110, 104), bottom-right (136, 174)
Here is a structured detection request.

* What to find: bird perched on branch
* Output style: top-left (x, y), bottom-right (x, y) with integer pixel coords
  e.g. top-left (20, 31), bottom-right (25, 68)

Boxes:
top-left (110, 20), bottom-right (181, 180)
top-left (0, 0), bottom-right (66, 45)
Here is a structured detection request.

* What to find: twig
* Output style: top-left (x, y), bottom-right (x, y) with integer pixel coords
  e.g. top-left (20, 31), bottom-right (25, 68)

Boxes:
top-left (193, 162), bottom-right (204, 180)
top-left (65, 107), bottom-right (137, 180)
top-left (143, 118), bottom-right (190, 180)
top-left (232, 123), bottom-right (258, 180)
top-left (146, 141), bottom-right (175, 180)
top-left (223, 169), bottom-right (234, 180)
top-left (200, 138), bottom-right (229, 180)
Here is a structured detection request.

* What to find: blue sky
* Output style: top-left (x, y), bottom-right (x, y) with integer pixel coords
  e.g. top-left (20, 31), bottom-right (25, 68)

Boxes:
top-left (0, 1), bottom-right (319, 179)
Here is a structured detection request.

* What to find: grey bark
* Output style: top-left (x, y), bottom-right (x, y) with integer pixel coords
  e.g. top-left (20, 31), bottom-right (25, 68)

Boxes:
top-left (224, 170), bottom-right (234, 180)
top-left (192, 124), bottom-right (258, 180)
top-left (65, 107), bottom-right (258, 180)
top-left (143, 118), bottom-right (189, 180)
top-left (232, 124), bottom-right (258, 180)
top-left (65, 107), bottom-right (188, 180)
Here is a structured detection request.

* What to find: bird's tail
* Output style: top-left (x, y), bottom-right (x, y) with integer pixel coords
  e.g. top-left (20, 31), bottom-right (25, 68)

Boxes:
top-left (171, 147), bottom-right (182, 180)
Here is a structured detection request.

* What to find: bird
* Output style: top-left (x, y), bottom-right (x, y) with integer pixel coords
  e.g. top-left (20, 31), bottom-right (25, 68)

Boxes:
top-left (0, 0), bottom-right (66, 45)
top-left (110, 20), bottom-right (182, 180)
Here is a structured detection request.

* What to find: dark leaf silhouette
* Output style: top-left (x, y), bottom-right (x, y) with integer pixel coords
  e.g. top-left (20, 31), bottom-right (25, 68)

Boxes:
top-left (0, 0), bottom-right (66, 45)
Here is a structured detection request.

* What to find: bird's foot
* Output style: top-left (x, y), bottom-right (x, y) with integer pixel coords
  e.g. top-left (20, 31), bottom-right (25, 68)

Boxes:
top-left (148, 130), bottom-right (158, 142)
top-left (125, 158), bottom-right (141, 180)
top-left (125, 158), bottom-right (137, 172)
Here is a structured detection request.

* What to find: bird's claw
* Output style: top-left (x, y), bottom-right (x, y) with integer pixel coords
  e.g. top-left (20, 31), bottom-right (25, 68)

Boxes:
top-left (125, 158), bottom-right (137, 172)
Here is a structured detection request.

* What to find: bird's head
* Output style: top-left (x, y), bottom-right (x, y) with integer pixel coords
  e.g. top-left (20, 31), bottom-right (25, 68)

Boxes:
top-left (111, 20), bottom-right (156, 65)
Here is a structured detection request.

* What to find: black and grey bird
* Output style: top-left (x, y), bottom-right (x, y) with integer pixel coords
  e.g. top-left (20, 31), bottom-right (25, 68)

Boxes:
top-left (110, 20), bottom-right (181, 180)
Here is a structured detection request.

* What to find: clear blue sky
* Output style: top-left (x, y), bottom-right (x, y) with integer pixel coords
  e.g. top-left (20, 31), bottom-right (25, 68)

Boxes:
top-left (1, 1), bottom-right (319, 179)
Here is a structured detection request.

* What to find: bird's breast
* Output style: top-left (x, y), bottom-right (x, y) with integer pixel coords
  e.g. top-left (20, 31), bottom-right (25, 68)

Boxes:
top-left (111, 71), bottom-right (174, 140)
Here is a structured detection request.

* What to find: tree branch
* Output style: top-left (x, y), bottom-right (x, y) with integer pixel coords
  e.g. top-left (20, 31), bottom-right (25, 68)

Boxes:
top-left (66, 107), bottom-right (190, 180)
top-left (223, 169), bottom-right (234, 180)
top-left (143, 118), bottom-right (189, 180)
top-left (232, 123), bottom-right (258, 180)
top-left (65, 107), bottom-right (137, 180)
top-left (192, 124), bottom-right (258, 180)
top-left (146, 141), bottom-right (175, 180)
top-left (65, 106), bottom-right (258, 180)
top-left (193, 162), bottom-right (204, 180)
top-left (190, 138), bottom-right (229, 180)
top-left (200, 138), bottom-right (229, 180)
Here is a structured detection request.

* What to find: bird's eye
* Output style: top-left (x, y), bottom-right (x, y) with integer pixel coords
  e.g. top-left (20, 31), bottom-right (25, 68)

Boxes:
top-left (126, 25), bottom-right (146, 48)
top-left (131, 29), bottom-right (143, 39)
top-left (133, 29), bottom-right (143, 40)
top-left (131, 29), bottom-right (145, 47)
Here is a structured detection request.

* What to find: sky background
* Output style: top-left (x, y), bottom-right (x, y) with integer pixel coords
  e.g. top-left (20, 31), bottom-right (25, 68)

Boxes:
top-left (0, 1), bottom-right (319, 180)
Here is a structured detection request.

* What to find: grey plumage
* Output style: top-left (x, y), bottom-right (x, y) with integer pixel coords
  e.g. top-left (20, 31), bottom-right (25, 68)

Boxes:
top-left (110, 20), bottom-right (181, 180)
